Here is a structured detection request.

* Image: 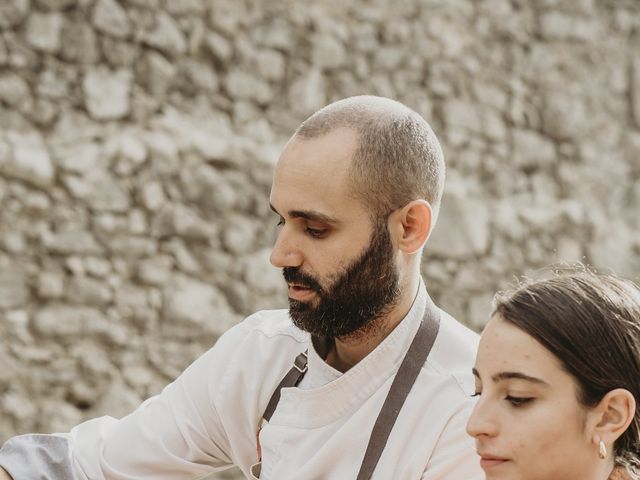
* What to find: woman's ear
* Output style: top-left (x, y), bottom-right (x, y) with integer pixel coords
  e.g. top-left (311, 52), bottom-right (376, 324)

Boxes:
top-left (390, 200), bottom-right (432, 254)
top-left (588, 388), bottom-right (636, 455)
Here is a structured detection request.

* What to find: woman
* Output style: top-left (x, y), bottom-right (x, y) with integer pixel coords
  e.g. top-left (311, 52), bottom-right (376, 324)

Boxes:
top-left (467, 271), bottom-right (640, 480)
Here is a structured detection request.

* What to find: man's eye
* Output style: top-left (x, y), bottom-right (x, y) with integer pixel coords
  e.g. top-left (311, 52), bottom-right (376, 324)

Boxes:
top-left (306, 228), bottom-right (326, 238)
top-left (276, 218), bottom-right (284, 227)
top-left (505, 396), bottom-right (533, 407)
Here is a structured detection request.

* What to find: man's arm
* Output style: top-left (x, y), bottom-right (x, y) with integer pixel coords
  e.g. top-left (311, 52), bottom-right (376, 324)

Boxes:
top-left (0, 434), bottom-right (75, 480)
top-left (421, 402), bottom-right (483, 480)
top-left (0, 319), bottom-right (255, 479)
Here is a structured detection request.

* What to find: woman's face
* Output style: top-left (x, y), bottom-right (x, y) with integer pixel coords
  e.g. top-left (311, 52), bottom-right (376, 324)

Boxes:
top-left (466, 315), bottom-right (603, 480)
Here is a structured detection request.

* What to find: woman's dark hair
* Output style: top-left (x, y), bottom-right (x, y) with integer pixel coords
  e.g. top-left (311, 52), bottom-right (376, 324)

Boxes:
top-left (493, 269), bottom-right (640, 475)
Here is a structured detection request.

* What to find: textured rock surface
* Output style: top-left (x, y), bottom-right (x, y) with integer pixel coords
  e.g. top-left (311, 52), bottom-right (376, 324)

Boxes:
top-left (1, 1), bottom-right (639, 479)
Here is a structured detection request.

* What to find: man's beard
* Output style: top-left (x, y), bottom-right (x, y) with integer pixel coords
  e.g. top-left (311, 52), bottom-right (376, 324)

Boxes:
top-left (283, 220), bottom-right (401, 339)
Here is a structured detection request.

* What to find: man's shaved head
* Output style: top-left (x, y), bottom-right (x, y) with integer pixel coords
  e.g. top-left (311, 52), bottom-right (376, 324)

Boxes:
top-left (295, 95), bottom-right (445, 223)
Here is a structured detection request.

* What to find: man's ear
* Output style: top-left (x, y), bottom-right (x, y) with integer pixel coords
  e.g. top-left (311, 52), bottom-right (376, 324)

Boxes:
top-left (390, 200), bottom-right (432, 254)
top-left (588, 388), bottom-right (636, 455)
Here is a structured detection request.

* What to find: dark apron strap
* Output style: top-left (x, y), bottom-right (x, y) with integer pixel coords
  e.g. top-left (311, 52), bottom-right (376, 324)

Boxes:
top-left (262, 351), bottom-right (308, 421)
top-left (356, 297), bottom-right (440, 480)
top-left (259, 296), bottom-right (440, 479)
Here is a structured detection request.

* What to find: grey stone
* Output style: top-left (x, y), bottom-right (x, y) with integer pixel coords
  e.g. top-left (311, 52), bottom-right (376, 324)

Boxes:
top-left (84, 257), bottom-right (112, 278)
top-left (151, 203), bottom-right (216, 240)
top-left (34, 0), bottom-right (77, 9)
top-left (136, 254), bottom-right (174, 286)
top-left (539, 12), bottom-right (599, 41)
top-left (443, 99), bottom-right (481, 133)
top-left (139, 51), bottom-right (177, 97)
top-left (512, 129), bottom-right (556, 168)
top-left (179, 59), bottom-right (219, 93)
top-left (0, 37), bottom-right (7, 65)
top-left (0, 0), bottom-right (29, 29)
top-left (2, 231), bottom-right (26, 253)
top-left (0, 265), bottom-right (28, 309)
top-left (101, 36), bottom-right (140, 68)
top-left (632, 56), bottom-right (640, 129)
top-left (52, 141), bottom-right (101, 173)
top-left (0, 72), bottom-right (30, 108)
top-left (467, 293), bottom-right (493, 332)
top-left (155, 108), bottom-right (231, 160)
top-left (104, 235), bottom-right (156, 257)
top-left (60, 20), bottom-right (99, 64)
top-left (141, 12), bottom-right (187, 57)
top-left (92, 0), bottom-right (131, 39)
top-left (128, 208), bottom-right (147, 234)
top-left (32, 304), bottom-right (106, 337)
top-left (589, 222), bottom-right (639, 279)
top-left (66, 276), bottom-right (112, 306)
top-left (165, 0), bottom-right (206, 15)
top-left (25, 98), bottom-right (59, 127)
top-left (311, 33), bottom-right (346, 69)
top-left (43, 230), bottom-right (102, 255)
top-left (3, 132), bottom-right (55, 188)
top-left (162, 275), bottom-right (232, 327)
top-left (162, 239), bottom-right (201, 274)
top-left (25, 12), bottom-right (63, 53)
top-left (1, 391), bottom-right (36, 422)
top-left (225, 69), bottom-right (274, 105)
top-left (429, 184), bottom-right (491, 258)
top-left (139, 181), bottom-right (166, 211)
top-left (204, 31), bottom-right (233, 62)
top-left (64, 171), bottom-right (131, 212)
top-left (242, 248), bottom-right (283, 296)
top-left (288, 69), bottom-right (326, 117)
top-left (254, 49), bottom-right (286, 82)
top-left (221, 215), bottom-right (257, 255)
top-left (83, 68), bottom-right (132, 120)
top-left (113, 283), bottom-right (149, 317)
top-left (541, 91), bottom-right (589, 140)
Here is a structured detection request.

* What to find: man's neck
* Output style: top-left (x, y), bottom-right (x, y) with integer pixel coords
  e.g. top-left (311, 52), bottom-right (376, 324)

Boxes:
top-left (325, 279), bottom-right (420, 372)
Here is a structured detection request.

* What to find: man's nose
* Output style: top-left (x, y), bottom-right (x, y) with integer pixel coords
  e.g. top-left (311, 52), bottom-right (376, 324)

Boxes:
top-left (270, 228), bottom-right (303, 268)
top-left (465, 396), bottom-right (499, 439)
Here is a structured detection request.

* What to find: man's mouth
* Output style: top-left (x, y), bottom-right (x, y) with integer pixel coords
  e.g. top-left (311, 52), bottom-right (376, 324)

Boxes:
top-left (287, 283), bottom-right (316, 301)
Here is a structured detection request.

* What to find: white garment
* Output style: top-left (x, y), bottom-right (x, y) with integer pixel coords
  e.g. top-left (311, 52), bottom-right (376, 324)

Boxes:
top-left (64, 283), bottom-right (482, 479)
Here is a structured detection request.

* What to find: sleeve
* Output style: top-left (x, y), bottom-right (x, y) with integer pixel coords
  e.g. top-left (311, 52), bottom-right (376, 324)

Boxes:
top-left (0, 434), bottom-right (76, 480)
top-left (421, 402), bottom-right (484, 480)
top-left (0, 319), bottom-right (254, 480)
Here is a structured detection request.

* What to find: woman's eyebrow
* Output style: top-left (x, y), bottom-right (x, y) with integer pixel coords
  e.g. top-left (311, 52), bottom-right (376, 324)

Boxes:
top-left (472, 368), bottom-right (550, 386)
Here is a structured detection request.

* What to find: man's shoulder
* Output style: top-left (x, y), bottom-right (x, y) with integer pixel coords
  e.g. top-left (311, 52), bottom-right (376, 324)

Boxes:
top-left (423, 309), bottom-right (479, 397)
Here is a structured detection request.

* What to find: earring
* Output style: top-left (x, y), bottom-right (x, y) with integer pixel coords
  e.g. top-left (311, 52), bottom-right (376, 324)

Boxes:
top-left (598, 440), bottom-right (607, 459)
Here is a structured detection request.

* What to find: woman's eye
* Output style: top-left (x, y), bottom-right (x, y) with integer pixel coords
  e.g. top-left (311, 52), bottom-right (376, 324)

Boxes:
top-left (471, 391), bottom-right (481, 398)
top-left (505, 395), bottom-right (534, 407)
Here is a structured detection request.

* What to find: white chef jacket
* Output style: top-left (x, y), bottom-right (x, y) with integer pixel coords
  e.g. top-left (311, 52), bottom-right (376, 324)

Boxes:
top-left (57, 282), bottom-right (481, 479)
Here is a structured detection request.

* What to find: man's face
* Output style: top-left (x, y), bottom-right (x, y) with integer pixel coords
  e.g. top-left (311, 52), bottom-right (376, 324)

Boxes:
top-left (284, 217), bottom-right (400, 337)
top-left (269, 128), bottom-right (401, 338)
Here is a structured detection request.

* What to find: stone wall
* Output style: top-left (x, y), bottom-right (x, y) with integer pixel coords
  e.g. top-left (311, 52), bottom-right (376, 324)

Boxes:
top-left (1, 0), bottom-right (639, 477)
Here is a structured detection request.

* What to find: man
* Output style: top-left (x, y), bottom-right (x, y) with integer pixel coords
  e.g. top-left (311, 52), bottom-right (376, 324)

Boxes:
top-left (0, 96), bottom-right (481, 479)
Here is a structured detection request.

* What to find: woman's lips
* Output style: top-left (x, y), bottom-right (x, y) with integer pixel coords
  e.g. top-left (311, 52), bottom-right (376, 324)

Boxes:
top-left (478, 453), bottom-right (509, 470)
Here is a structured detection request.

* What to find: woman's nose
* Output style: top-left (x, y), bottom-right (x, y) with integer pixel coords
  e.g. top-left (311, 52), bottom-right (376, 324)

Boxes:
top-left (466, 395), bottom-right (499, 439)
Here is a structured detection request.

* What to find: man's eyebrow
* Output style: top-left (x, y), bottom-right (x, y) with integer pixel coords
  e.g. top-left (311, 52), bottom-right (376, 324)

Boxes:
top-left (472, 368), bottom-right (549, 386)
top-left (269, 204), bottom-right (340, 224)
